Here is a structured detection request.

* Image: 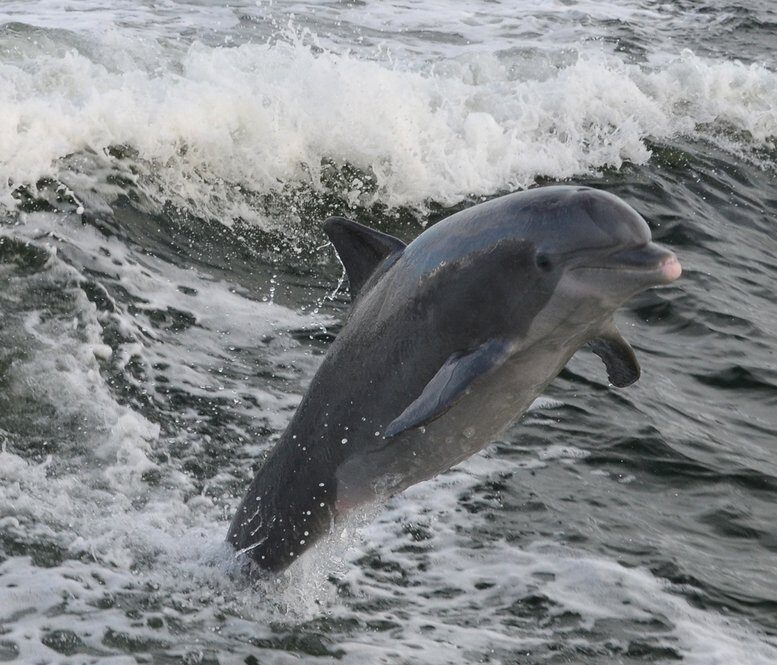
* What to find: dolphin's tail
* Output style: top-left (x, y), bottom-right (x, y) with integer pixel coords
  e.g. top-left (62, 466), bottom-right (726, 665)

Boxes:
top-left (227, 458), bottom-right (336, 573)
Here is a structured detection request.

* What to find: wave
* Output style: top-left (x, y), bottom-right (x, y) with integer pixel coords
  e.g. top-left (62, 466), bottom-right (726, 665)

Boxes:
top-left (1, 26), bottom-right (775, 223)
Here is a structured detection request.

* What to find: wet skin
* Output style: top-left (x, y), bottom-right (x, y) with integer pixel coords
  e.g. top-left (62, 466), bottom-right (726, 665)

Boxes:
top-left (227, 185), bottom-right (681, 572)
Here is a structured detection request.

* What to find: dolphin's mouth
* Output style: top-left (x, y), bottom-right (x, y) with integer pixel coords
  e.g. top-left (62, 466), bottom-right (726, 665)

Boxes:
top-left (578, 242), bottom-right (682, 284)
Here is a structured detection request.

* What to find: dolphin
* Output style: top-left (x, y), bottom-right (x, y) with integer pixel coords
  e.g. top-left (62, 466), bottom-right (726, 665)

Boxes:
top-left (227, 185), bottom-right (681, 573)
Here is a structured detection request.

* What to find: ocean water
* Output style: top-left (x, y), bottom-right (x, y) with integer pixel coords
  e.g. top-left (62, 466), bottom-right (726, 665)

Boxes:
top-left (1, 1), bottom-right (776, 663)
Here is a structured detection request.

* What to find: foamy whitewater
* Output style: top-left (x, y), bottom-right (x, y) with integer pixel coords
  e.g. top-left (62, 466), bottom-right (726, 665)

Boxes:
top-left (1, 1), bottom-right (776, 663)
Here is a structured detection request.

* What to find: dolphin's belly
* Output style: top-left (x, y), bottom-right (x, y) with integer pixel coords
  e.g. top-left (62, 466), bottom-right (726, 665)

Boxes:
top-left (334, 343), bottom-right (569, 506)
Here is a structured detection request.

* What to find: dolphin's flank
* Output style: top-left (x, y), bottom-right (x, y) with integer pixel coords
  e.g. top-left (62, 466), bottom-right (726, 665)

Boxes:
top-left (227, 185), bottom-right (681, 573)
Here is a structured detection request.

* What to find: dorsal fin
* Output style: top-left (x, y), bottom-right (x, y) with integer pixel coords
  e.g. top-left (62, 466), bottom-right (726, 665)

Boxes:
top-left (323, 217), bottom-right (406, 297)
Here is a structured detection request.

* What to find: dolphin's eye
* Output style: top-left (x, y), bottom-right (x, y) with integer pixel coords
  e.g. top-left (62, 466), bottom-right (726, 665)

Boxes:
top-left (535, 253), bottom-right (553, 272)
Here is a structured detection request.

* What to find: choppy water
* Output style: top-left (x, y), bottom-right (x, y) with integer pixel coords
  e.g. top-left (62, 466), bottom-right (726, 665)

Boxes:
top-left (0, 1), bottom-right (776, 663)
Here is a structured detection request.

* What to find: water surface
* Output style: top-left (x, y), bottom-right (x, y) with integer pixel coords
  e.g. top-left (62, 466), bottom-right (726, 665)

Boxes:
top-left (1, 1), bottom-right (776, 663)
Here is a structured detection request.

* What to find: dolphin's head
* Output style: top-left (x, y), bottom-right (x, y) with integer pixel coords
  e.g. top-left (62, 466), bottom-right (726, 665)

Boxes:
top-left (519, 187), bottom-right (681, 313)
top-left (396, 185), bottom-right (680, 345)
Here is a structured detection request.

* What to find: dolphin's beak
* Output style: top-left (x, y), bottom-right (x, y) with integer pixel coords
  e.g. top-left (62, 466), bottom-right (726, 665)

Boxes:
top-left (603, 242), bottom-right (682, 284)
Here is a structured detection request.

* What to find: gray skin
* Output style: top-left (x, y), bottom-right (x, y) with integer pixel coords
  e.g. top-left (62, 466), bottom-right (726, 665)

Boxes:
top-left (227, 185), bottom-right (681, 573)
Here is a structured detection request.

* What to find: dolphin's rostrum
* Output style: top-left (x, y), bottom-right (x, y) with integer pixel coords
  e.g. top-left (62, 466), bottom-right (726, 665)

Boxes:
top-left (227, 185), bottom-right (682, 572)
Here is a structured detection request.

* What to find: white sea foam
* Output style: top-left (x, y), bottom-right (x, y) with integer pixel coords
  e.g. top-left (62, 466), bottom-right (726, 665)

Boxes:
top-left (0, 209), bottom-right (335, 660)
top-left (0, 23), bottom-right (775, 221)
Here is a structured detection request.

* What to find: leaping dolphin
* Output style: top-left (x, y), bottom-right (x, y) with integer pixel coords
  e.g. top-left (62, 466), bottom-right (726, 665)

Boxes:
top-left (227, 185), bottom-right (682, 572)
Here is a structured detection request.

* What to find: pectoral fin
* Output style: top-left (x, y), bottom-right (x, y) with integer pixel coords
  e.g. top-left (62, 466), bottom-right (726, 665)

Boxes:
top-left (385, 339), bottom-right (512, 438)
top-left (588, 323), bottom-right (640, 387)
